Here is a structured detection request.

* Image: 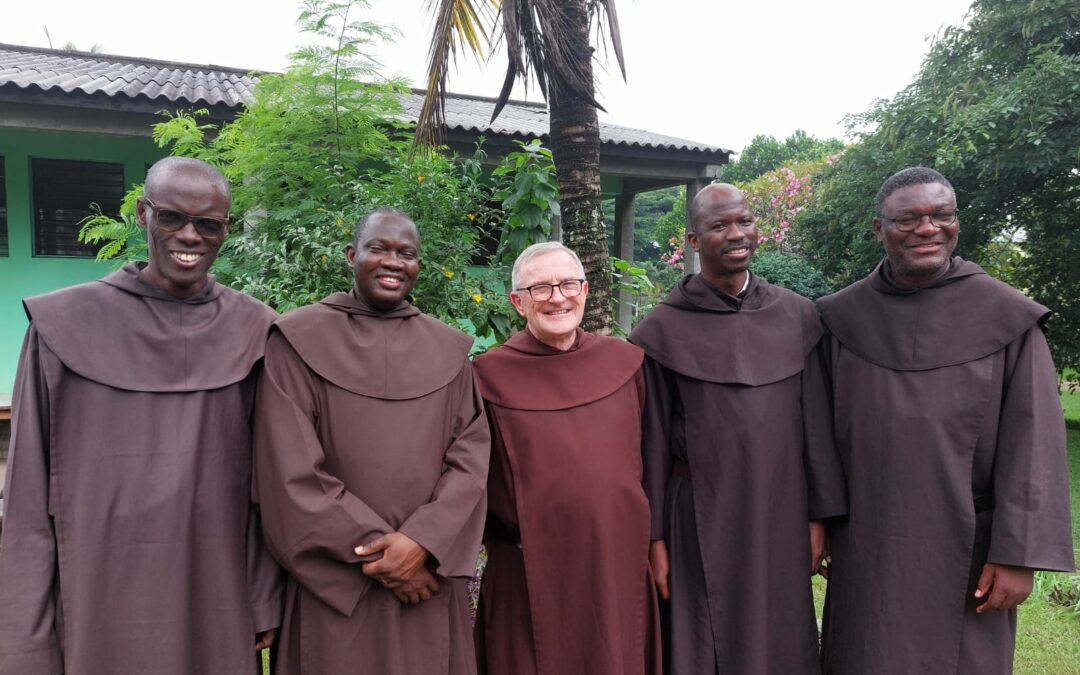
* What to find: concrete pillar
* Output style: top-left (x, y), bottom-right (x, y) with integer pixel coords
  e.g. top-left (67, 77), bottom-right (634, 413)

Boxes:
top-left (550, 212), bottom-right (562, 242)
top-left (614, 193), bottom-right (636, 332)
top-left (683, 178), bottom-right (707, 276)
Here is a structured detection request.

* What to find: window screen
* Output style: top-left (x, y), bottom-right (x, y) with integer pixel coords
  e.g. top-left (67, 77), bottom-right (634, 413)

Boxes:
top-left (32, 158), bottom-right (124, 257)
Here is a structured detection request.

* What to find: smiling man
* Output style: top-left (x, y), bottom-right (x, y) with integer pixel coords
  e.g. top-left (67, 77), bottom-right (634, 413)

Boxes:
top-left (630, 183), bottom-right (847, 675)
top-left (253, 208), bottom-right (489, 675)
top-left (817, 167), bottom-right (1074, 675)
top-left (471, 242), bottom-right (661, 675)
top-left (0, 157), bottom-right (283, 675)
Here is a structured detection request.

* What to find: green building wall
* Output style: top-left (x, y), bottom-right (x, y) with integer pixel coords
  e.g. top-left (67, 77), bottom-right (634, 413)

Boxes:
top-left (0, 127), bottom-right (166, 395)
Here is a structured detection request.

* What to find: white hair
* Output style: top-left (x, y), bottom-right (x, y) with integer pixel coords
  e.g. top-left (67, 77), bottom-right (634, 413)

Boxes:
top-left (511, 242), bottom-right (586, 289)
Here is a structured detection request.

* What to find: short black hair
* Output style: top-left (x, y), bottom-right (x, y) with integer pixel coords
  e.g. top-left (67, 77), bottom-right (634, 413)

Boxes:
top-left (144, 156), bottom-right (231, 203)
top-left (874, 167), bottom-right (954, 217)
top-left (352, 207), bottom-right (418, 247)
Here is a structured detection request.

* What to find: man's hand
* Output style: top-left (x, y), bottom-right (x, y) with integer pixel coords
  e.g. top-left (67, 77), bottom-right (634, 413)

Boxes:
top-left (388, 567), bottom-right (441, 605)
top-left (975, 563), bottom-right (1034, 613)
top-left (809, 521), bottom-right (828, 577)
top-left (356, 532), bottom-right (429, 584)
top-left (254, 628), bottom-right (277, 651)
top-left (650, 539), bottom-right (671, 600)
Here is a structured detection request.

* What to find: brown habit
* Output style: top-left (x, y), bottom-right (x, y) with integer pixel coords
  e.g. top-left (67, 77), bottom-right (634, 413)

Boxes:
top-left (630, 273), bottom-right (848, 675)
top-left (471, 329), bottom-right (662, 675)
top-left (817, 258), bottom-right (1075, 675)
top-left (253, 291), bottom-right (489, 675)
top-left (0, 264), bottom-right (283, 675)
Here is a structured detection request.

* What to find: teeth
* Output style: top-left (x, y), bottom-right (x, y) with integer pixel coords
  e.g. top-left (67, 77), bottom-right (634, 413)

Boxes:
top-left (172, 252), bottom-right (203, 263)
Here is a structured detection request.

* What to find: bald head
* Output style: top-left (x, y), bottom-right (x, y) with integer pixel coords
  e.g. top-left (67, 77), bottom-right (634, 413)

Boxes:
top-left (144, 157), bottom-right (231, 204)
top-left (689, 183), bottom-right (748, 235)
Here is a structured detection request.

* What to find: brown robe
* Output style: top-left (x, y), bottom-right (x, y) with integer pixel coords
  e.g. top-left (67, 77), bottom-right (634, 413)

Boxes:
top-left (630, 273), bottom-right (848, 675)
top-left (817, 258), bottom-right (1075, 675)
top-left (253, 290), bottom-right (489, 675)
top-left (0, 263), bottom-right (283, 675)
top-left (471, 329), bottom-right (662, 675)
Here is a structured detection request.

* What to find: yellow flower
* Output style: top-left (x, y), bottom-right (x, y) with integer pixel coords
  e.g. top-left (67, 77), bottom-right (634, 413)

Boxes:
top-left (442, 269), bottom-right (455, 279)
top-left (336, 217), bottom-right (344, 226)
top-left (320, 255), bottom-right (328, 263)
top-left (466, 211), bottom-right (477, 221)
top-left (417, 175), bottom-right (427, 183)
top-left (471, 293), bottom-right (483, 303)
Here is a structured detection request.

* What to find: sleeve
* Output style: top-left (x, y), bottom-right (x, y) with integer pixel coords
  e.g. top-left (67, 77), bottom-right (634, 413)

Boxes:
top-left (252, 330), bottom-right (395, 617)
top-left (801, 340), bottom-right (848, 520)
top-left (640, 355), bottom-right (676, 541)
top-left (397, 362), bottom-right (490, 579)
top-left (0, 327), bottom-right (64, 675)
top-left (986, 325), bottom-right (1075, 571)
top-left (245, 495), bottom-right (285, 633)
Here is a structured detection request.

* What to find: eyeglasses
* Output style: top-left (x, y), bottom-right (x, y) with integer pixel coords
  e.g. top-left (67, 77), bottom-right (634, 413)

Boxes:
top-left (142, 197), bottom-right (230, 238)
top-left (515, 279), bottom-right (585, 302)
top-left (881, 211), bottom-right (958, 232)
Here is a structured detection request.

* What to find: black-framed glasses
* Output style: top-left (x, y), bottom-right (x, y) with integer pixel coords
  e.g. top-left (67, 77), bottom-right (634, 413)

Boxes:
top-left (515, 279), bottom-right (585, 301)
top-left (881, 211), bottom-right (958, 232)
top-left (142, 197), bottom-right (230, 238)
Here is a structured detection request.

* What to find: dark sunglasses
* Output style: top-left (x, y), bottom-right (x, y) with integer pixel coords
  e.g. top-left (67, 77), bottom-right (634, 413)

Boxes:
top-left (142, 197), bottom-right (230, 238)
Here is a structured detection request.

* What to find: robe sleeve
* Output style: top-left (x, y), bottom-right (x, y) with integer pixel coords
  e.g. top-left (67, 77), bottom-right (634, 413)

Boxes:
top-left (0, 327), bottom-right (63, 675)
top-left (253, 330), bottom-right (395, 617)
top-left (245, 499), bottom-right (285, 633)
top-left (397, 363), bottom-right (490, 578)
top-left (801, 341), bottom-right (848, 521)
top-left (986, 325), bottom-right (1075, 571)
top-left (640, 355), bottom-right (675, 541)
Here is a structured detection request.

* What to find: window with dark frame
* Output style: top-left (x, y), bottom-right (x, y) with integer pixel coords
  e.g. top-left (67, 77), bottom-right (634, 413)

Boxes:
top-left (32, 158), bottom-right (125, 258)
top-left (0, 157), bottom-right (8, 257)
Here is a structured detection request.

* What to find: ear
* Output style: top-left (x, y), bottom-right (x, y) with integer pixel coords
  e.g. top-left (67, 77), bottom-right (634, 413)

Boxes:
top-left (136, 198), bottom-right (149, 230)
top-left (509, 291), bottom-right (528, 317)
top-left (686, 230), bottom-right (700, 252)
top-left (873, 217), bottom-right (884, 242)
top-left (345, 243), bottom-right (357, 266)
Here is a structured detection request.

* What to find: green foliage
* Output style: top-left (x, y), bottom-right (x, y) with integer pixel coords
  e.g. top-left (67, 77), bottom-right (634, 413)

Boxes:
top-left (799, 0), bottom-right (1080, 368)
top-left (750, 251), bottom-right (832, 300)
top-left (718, 130), bottom-right (844, 184)
top-left (77, 188), bottom-right (146, 264)
top-left (491, 139), bottom-right (559, 262)
top-left (610, 257), bottom-right (658, 334)
top-left (79, 0), bottom-right (530, 346)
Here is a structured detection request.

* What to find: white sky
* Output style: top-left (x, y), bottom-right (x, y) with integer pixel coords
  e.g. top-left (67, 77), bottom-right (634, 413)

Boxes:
top-left (1, 0), bottom-right (974, 153)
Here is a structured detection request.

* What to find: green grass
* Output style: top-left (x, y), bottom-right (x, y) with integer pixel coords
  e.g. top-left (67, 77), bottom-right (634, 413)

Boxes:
top-left (814, 427), bottom-right (1080, 673)
top-left (1062, 386), bottom-right (1080, 430)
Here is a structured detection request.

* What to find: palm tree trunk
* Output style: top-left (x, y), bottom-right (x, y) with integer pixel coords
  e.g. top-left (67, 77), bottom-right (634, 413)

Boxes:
top-left (548, 0), bottom-right (613, 335)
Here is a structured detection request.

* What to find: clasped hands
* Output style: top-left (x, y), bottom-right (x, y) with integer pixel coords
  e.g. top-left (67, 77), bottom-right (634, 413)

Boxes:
top-left (355, 532), bottom-right (440, 606)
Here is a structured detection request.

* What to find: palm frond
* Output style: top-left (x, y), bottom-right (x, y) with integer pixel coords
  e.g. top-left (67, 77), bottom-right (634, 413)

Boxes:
top-left (414, 0), bottom-right (494, 149)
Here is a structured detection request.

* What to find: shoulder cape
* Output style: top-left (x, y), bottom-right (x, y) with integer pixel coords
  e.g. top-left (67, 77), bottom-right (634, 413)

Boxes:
top-left (817, 258), bottom-right (1049, 371)
top-left (473, 329), bottom-right (643, 411)
top-left (274, 291), bottom-right (473, 400)
top-left (630, 274), bottom-right (822, 386)
top-left (23, 263), bottom-right (275, 392)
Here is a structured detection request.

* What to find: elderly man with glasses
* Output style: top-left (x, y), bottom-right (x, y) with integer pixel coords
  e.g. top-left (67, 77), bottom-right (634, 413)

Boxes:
top-left (817, 166), bottom-right (1074, 675)
top-left (0, 156), bottom-right (283, 675)
top-left (471, 241), bottom-right (661, 675)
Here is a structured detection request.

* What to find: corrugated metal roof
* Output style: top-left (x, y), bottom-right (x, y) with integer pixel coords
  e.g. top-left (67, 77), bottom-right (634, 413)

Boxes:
top-left (0, 43), bottom-right (729, 155)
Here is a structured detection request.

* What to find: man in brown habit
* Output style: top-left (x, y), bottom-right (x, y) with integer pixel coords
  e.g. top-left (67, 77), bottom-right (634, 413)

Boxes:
top-left (630, 183), bottom-right (847, 675)
top-left (817, 166), bottom-right (1075, 674)
top-left (472, 242), bottom-right (661, 675)
top-left (253, 207), bottom-right (489, 674)
top-left (0, 157), bottom-right (283, 674)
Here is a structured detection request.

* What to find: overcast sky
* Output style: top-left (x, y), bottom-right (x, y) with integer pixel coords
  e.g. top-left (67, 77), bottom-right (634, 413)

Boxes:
top-left (2, 0), bottom-right (975, 153)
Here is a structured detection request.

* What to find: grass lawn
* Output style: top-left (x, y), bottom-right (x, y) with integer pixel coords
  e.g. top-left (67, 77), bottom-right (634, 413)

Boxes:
top-left (1062, 386), bottom-right (1080, 429)
top-left (814, 427), bottom-right (1080, 673)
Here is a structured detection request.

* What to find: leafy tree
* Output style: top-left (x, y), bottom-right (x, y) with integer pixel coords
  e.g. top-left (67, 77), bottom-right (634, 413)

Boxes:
top-left (798, 0), bottom-right (1080, 368)
top-left (750, 252), bottom-right (832, 300)
top-left (718, 130), bottom-right (844, 184)
top-left (415, 0), bottom-right (626, 334)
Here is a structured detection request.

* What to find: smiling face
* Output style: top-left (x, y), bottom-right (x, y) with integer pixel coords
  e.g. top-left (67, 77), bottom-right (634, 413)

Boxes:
top-left (510, 250), bottom-right (588, 351)
top-left (688, 184), bottom-right (759, 292)
top-left (137, 166), bottom-right (231, 300)
top-left (345, 213), bottom-right (421, 311)
top-left (874, 182), bottom-right (959, 287)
